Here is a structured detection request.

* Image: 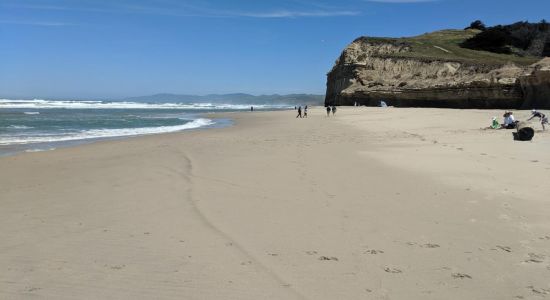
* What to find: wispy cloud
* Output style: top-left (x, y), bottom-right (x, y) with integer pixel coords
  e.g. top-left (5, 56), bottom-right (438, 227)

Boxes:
top-left (365, 0), bottom-right (438, 3)
top-left (4, 1), bottom-right (360, 18)
top-left (0, 19), bottom-right (70, 26)
top-left (228, 10), bottom-right (360, 18)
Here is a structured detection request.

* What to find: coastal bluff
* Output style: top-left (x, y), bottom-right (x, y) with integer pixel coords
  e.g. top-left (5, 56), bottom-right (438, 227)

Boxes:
top-left (325, 29), bottom-right (550, 109)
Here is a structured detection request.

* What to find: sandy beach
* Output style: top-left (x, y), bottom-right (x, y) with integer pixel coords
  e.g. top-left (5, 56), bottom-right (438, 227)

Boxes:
top-left (1, 107), bottom-right (549, 299)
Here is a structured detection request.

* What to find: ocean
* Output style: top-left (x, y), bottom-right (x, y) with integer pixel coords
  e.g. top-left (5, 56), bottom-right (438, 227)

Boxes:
top-left (0, 99), bottom-right (289, 156)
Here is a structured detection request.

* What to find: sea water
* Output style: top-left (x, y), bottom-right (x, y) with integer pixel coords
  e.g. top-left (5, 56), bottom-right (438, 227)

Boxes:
top-left (0, 99), bottom-right (288, 156)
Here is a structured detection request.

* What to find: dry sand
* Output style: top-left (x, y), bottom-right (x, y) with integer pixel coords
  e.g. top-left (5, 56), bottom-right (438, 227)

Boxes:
top-left (1, 107), bottom-right (549, 299)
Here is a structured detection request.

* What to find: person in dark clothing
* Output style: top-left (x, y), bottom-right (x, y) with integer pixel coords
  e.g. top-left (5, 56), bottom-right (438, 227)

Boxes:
top-left (303, 106), bottom-right (308, 118)
top-left (528, 109), bottom-right (549, 130)
top-left (326, 106), bottom-right (331, 117)
top-left (296, 106), bottom-right (302, 118)
top-left (250, 106), bottom-right (254, 112)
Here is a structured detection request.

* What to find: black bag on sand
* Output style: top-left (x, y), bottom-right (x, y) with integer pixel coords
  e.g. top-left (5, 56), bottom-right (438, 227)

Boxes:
top-left (514, 122), bottom-right (535, 141)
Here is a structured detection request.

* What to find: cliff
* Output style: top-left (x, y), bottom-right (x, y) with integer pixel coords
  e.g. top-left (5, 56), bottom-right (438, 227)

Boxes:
top-left (326, 30), bottom-right (550, 109)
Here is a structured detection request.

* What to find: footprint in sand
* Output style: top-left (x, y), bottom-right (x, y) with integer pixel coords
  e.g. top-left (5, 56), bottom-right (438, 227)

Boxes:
top-left (420, 243), bottom-right (440, 249)
top-left (525, 253), bottom-right (546, 263)
top-left (452, 273), bottom-right (472, 279)
top-left (318, 256), bottom-right (339, 261)
top-left (305, 251), bottom-right (318, 255)
top-left (384, 267), bottom-right (402, 274)
top-left (496, 246), bottom-right (512, 253)
top-left (364, 249), bottom-right (385, 255)
top-left (527, 285), bottom-right (550, 296)
top-left (109, 264), bottom-right (126, 270)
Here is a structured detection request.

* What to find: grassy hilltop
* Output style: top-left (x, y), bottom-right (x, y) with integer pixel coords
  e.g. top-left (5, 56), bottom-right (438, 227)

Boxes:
top-left (357, 29), bottom-right (541, 67)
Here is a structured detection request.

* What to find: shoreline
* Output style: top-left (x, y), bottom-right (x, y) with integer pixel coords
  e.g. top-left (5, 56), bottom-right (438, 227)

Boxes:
top-left (1, 107), bottom-right (549, 299)
top-left (0, 113), bottom-right (237, 157)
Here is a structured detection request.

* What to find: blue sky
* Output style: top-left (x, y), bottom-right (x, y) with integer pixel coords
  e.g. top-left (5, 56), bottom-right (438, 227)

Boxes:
top-left (0, 0), bottom-right (548, 99)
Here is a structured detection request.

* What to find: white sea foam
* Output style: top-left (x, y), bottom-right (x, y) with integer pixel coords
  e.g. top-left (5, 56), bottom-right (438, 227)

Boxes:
top-left (0, 99), bottom-right (288, 110)
top-left (0, 118), bottom-right (214, 145)
top-left (25, 148), bottom-right (56, 153)
top-left (7, 125), bottom-right (34, 129)
top-left (23, 111), bottom-right (40, 115)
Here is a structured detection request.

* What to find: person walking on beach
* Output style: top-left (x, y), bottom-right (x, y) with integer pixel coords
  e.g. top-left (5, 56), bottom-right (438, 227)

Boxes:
top-left (250, 106), bottom-right (254, 112)
top-left (331, 106), bottom-right (337, 116)
top-left (528, 109), bottom-right (548, 130)
top-left (296, 106), bottom-right (302, 118)
top-left (304, 106), bottom-right (308, 118)
top-left (326, 106), bottom-right (331, 117)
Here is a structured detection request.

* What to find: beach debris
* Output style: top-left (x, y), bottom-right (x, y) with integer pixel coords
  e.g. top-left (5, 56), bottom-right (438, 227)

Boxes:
top-left (318, 256), bottom-right (339, 261)
top-left (514, 122), bottom-right (535, 141)
top-left (305, 251), bottom-right (318, 255)
top-left (452, 273), bottom-right (472, 279)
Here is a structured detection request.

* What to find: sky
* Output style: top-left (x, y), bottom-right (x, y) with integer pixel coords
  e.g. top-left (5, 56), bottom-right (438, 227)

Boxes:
top-left (0, 0), bottom-right (549, 99)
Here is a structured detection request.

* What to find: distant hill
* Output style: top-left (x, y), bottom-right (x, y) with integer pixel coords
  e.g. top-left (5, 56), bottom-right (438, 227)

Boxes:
top-left (124, 93), bottom-right (324, 106)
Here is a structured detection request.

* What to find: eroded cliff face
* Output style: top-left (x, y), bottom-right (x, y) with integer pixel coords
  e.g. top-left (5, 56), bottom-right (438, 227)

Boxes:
top-left (520, 58), bottom-right (550, 109)
top-left (326, 39), bottom-right (550, 108)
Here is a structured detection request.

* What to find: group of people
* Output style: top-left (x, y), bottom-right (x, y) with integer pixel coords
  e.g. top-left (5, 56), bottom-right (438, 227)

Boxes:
top-left (295, 105), bottom-right (308, 118)
top-left (491, 111), bottom-right (517, 129)
top-left (295, 105), bottom-right (338, 118)
top-left (326, 106), bottom-right (337, 117)
top-left (491, 109), bottom-right (548, 130)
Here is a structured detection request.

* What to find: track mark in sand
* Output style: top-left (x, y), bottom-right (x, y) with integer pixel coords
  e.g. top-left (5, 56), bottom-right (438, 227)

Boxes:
top-left (305, 251), bottom-right (318, 255)
top-left (384, 267), bottom-right (402, 274)
top-left (176, 152), bottom-right (306, 299)
top-left (452, 273), bottom-right (472, 279)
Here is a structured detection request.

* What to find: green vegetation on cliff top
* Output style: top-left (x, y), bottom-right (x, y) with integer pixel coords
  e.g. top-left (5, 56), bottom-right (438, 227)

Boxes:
top-left (361, 29), bottom-right (540, 66)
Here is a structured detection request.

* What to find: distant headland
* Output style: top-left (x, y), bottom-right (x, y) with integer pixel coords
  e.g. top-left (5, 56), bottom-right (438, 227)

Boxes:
top-left (326, 20), bottom-right (550, 109)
